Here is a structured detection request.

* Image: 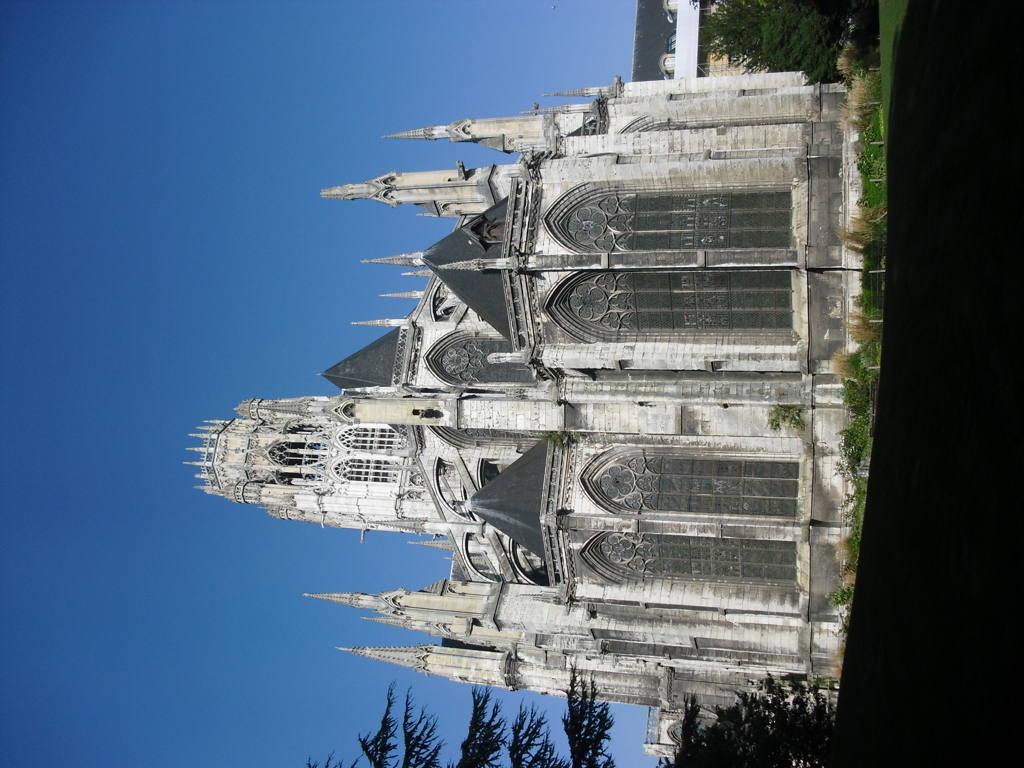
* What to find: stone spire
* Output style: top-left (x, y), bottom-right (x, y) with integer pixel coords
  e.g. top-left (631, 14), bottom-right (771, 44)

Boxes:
top-left (380, 291), bottom-right (424, 299)
top-left (338, 644), bottom-right (512, 687)
top-left (382, 126), bottom-right (450, 140)
top-left (362, 252), bottom-right (425, 267)
top-left (351, 319), bottom-right (408, 327)
top-left (321, 166), bottom-right (499, 217)
top-left (543, 76), bottom-right (622, 98)
top-left (339, 645), bottom-right (430, 672)
top-left (384, 116), bottom-right (553, 153)
top-left (304, 592), bottom-right (384, 611)
top-left (409, 538), bottom-right (454, 550)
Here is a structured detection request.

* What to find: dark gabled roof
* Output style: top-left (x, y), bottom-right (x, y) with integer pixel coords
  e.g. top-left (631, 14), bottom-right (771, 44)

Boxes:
top-left (320, 328), bottom-right (400, 391)
top-left (422, 199), bottom-right (512, 340)
top-left (632, 0), bottom-right (675, 82)
top-left (465, 440), bottom-right (549, 557)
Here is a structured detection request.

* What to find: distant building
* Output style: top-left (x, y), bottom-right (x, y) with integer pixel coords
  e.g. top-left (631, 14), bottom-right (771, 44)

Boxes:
top-left (188, 58), bottom-right (857, 758)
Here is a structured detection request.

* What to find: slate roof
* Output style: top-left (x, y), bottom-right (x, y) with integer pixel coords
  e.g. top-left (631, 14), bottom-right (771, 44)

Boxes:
top-left (632, 0), bottom-right (675, 82)
top-left (465, 440), bottom-right (549, 557)
top-left (422, 199), bottom-right (512, 340)
top-left (320, 327), bottom-right (400, 391)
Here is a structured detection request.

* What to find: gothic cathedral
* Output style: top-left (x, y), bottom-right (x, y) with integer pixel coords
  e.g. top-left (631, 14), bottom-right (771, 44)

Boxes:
top-left (188, 69), bottom-right (856, 756)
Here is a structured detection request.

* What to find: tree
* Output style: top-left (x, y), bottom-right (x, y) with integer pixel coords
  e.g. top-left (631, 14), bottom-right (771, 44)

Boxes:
top-left (562, 668), bottom-right (615, 768)
top-left (306, 754), bottom-right (359, 768)
top-left (662, 676), bottom-right (835, 768)
top-left (451, 688), bottom-right (506, 768)
top-left (356, 683), bottom-right (443, 768)
top-left (702, 0), bottom-right (846, 83)
top-left (312, 675), bottom-right (615, 768)
top-left (508, 704), bottom-right (567, 768)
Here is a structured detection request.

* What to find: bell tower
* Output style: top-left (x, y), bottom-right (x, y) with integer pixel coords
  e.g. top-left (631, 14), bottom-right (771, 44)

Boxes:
top-left (186, 395), bottom-right (436, 532)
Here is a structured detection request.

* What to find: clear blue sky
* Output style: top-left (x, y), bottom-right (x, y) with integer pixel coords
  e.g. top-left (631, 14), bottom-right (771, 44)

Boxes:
top-left (0, 2), bottom-right (655, 766)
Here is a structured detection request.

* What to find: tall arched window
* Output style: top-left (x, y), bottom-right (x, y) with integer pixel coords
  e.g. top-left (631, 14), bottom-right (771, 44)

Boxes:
top-left (579, 532), bottom-right (796, 583)
top-left (583, 451), bottom-right (799, 517)
top-left (335, 458), bottom-right (402, 484)
top-left (546, 269), bottom-right (792, 342)
top-left (337, 426), bottom-right (404, 453)
top-left (543, 185), bottom-right (792, 254)
top-left (426, 333), bottom-right (533, 386)
top-left (268, 441), bottom-right (326, 467)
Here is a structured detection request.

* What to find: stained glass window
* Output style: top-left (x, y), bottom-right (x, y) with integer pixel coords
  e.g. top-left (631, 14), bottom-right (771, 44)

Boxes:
top-left (337, 458), bottom-right (401, 483)
top-left (338, 426), bottom-right (404, 453)
top-left (581, 532), bottom-right (796, 583)
top-left (546, 188), bottom-right (791, 253)
top-left (589, 453), bottom-right (799, 516)
top-left (547, 269), bottom-right (792, 341)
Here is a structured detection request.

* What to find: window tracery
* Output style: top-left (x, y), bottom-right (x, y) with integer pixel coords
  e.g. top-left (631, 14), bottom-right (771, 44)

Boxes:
top-left (544, 186), bottom-right (792, 254)
top-left (584, 452), bottom-right (799, 516)
top-left (580, 532), bottom-right (796, 583)
top-left (426, 333), bottom-right (533, 386)
top-left (268, 441), bottom-right (326, 467)
top-left (546, 269), bottom-right (792, 342)
top-left (335, 458), bottom-right (402, 484)
top-left (336, 426), bottom-right (404, 453)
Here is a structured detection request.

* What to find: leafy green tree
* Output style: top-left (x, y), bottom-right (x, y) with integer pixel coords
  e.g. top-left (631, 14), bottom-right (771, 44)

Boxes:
top-left (662, 676), bottom-right (834, 768)
top-left (703, 0), bottom-right (845, 83)
top-left (562, 669), bottom-right (614, 768)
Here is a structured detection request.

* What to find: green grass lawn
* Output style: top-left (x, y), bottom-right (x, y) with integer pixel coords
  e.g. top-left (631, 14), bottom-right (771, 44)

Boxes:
top-left (879, 0), bottom-right (910, 142)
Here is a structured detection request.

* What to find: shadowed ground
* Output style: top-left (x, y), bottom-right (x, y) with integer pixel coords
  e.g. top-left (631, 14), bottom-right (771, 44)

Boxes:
top-left (831, 3), bottom-right (1022, 765)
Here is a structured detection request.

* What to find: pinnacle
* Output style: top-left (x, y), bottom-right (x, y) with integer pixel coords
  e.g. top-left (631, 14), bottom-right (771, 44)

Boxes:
top-left (337, 644), bottom-right (430, 671)
top-left (304, 591), bottom-right (382, 610)
top-left (382, 125), bottom-right (449, 140)
top-left (380, 291), bottom-right (424, 299)
top-left (351, 319), bottom-right (407, 327)
top-left (542, 86), bottom-right (601, 97)
top-left (361, 252), bottom-right (425, 266)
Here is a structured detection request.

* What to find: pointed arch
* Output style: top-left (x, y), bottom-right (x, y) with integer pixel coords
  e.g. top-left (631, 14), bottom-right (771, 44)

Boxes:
top-left (545, 269), bottom-right (793, 342)
top-left (335, 425), bottom-right (406, 453)
top-left (581, 450), bottom-right (799, 517)
top-left (333, 458), bottom-right (402, 484)
top-left (579, 532), bottom-right (797, 584)
top-left (542, 183), bottom-right (793, 254)
top-left (425, 332), bottom-right (533, 386)
top-left (429, 427), bottom-right (535, 450)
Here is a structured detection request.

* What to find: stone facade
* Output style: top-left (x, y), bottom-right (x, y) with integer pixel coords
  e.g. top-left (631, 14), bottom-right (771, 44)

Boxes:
top-left (188, 71), bottom-right (856, 757)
